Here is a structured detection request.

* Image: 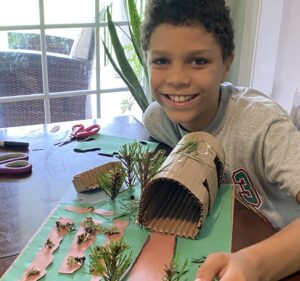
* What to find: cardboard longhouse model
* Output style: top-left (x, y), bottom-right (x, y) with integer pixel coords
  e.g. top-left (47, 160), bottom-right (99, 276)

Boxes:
top-left (138, 132), bottom-right (225, 239)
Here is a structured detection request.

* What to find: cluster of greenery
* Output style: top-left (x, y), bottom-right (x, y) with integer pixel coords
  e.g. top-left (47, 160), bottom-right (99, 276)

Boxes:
top-left (98, 141), bottom-right (166, 201)
top-left (89, 239), bottom-right (190, 281)
top-left (89, 239), bottom-right (133, 280)
top-left (98, 164), bottom-right (127, 200)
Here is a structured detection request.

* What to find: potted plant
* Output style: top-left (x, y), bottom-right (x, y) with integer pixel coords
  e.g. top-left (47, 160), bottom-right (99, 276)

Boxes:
top-left (102, 0), bottom-right (150, 112)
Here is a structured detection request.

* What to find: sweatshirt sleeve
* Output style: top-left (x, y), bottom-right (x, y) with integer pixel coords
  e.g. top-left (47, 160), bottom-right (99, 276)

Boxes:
top-left (263, 115), bottom-right (300, 200)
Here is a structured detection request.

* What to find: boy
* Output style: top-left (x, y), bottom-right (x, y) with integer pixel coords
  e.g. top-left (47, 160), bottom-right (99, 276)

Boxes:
top-left (141, 0), bottom-right (300, 280)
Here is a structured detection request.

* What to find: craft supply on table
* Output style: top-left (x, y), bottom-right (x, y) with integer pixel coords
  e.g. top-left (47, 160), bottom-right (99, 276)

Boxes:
top-left (72, 161), bottom-right (122, 192)
top-left (55, 124), bottom-right (100, 147)
top-left (0, 185), bottom-right (233, 281)
top-left (50, 125), bottom-right (60, 133)
top-left (0, 140), bottom-right (29, 150)
top-left (74, 133), bottom-right (159, 156)
top-left (0, 152), bottom-right (32, 174)
top-left (1, 132), bottom-right (233, 280)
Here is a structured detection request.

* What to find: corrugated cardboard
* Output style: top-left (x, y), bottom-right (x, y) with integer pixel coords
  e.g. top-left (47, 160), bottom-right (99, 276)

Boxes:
top-left (72, 161), bottom-right (122, 193)
top-left (138, 132), bottom-right (225, 239)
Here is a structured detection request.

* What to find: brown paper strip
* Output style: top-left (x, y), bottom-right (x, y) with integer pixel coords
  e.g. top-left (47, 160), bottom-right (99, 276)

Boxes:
top-left (127, 232), bottom-right (176, 281)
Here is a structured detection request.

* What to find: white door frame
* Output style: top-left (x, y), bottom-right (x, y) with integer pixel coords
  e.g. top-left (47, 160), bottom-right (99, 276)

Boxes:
top-left (236, 0), bottom-right (261, 87)
top-left (237, 0), bottom-right (284, 97)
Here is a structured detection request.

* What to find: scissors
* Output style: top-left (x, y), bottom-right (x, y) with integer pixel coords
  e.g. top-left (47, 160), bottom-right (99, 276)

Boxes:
top-left (56, 124), bottom-right (100, 147)
top-left (0, 152), bottom-right (32, 175)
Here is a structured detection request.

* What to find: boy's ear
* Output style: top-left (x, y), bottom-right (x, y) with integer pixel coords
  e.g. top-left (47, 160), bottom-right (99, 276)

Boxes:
top-left (224, 52), bottom-right (234, 72)
top-left (221, 53), bottom-right (234, 81)
top-left (296, 191), bottom-right (300, 204)
top-left (222, 53), bottom-right (234, 81)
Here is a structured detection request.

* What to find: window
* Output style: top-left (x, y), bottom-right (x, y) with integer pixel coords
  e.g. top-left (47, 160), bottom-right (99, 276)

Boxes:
top-left (0, 0), bottom-right (144, 128)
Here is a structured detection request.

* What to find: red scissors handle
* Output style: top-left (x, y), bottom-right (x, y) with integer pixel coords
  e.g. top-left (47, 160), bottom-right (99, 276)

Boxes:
top-left (71, 124), bottom-right (85, 136)
top-left (73, 124), bottom-right (100, 139)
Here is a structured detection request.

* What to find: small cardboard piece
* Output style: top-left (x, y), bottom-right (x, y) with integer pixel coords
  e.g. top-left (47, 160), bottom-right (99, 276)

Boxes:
top-left (138, 132), bottom-right (225, 239)
top-left (72, 161), bottom-right (122, 192)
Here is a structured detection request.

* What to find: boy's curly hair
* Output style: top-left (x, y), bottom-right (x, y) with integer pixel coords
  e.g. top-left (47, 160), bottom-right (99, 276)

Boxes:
top-left (141, 0), bottom-right (235, 59)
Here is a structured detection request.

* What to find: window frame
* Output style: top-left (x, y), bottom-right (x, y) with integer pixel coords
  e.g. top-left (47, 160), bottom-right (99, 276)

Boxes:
top-left (0, 0), bottom-right (132, 123)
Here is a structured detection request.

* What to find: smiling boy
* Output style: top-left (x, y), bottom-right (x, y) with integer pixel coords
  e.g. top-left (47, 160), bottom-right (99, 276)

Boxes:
top-left (141, 0), bottom-right (300, 280)
top-left (148, 23), bottom-right (232, 133)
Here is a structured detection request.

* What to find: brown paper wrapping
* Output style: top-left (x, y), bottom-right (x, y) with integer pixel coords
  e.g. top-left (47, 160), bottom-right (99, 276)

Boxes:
top-left (138, 132), bottom-right (225, 239)
top-left (72, 161), bottom-right (122, 193)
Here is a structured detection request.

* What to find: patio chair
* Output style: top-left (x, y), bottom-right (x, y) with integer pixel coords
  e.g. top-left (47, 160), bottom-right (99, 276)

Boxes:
top-left (0, 30), bottom-right (94, 128)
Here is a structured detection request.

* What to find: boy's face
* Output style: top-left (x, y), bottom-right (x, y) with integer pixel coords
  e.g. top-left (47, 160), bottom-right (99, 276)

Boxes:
top-left (147, 24), bottom-right (233, 132)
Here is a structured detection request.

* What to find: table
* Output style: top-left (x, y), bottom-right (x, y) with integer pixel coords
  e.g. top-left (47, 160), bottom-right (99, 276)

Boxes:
top-left (0, 115), bottom-right (299, 280)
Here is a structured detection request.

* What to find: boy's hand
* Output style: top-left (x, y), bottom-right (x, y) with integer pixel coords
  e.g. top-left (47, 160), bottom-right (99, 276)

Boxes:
top-left (195, 251), bottom-right (259, 281)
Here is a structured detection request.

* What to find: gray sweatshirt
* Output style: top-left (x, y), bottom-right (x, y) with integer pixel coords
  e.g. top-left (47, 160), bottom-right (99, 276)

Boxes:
top-left (143, 82), bottom-right (300, 229)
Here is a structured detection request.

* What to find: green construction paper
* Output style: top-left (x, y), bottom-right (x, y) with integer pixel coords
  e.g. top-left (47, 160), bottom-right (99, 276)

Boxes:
top-left (74, 134), bottom-right (159, 156)
top-left (1, 185), bottom-right (233, 281)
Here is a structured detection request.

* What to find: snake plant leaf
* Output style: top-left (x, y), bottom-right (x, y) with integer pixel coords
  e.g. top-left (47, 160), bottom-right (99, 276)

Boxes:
top-left (103, 39), bottom-right (147, 111)
top-left (126, 0), bottom-right (146, 78)
top-left (128, 26), bottom-right (149, 83)
top-left (102, 40), bottom-right (135, 91)
top-left (106, 8), bottom-right (148, 111)
top-left (114, 23), bottom-right (149, 89)
top-left (127, 0), bottom-right (142, 49)
top-left (114, 24), bottom-right (146, 79)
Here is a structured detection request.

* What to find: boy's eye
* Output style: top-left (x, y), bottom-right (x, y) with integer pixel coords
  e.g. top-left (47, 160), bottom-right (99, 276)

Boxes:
top-left (191, 57), bottom-right (208, 65)
top-left (151, 58), bottom-right (169, 65)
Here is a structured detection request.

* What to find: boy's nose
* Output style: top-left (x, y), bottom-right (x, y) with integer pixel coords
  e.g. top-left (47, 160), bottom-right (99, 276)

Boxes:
top-left (166, 66), bottom-right (190, 88)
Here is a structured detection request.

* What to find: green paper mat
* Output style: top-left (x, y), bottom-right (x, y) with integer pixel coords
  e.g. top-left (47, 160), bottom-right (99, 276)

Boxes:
top-left (1, 185), bottom-right (233, 281)
top-left (74, 134), bottom-right (159, 156)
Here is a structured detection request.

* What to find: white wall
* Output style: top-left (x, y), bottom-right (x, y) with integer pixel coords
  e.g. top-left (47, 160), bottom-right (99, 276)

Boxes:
top-left (227, 0), bottom-right (300, 113)
top-left (271, 0), bottom-right (300, 112)
top-left (251, 0), bottom-right (283, 97)
top-left (242, 0), bottom-right (300, 112)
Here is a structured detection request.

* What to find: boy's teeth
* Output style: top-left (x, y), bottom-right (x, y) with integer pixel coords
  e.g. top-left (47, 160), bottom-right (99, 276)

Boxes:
top-left (168, 95), bottom-right (194, 102)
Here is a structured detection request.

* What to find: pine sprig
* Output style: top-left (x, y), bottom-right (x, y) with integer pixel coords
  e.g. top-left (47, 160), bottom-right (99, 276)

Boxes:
top-left (113, 199), bottom-right (140, 221)
top-left (162, 257), bottom-right (189, 281)
top-left (89, 239), bottom-right (133, 281)
top-left (98, 165), bottom-right (126, 200)
top-left (176, 141), bottom-right (199, 156)
top-left (116, 142), bottom-right (139, 190)
top-left (135, 148), bottom-right (166, 189)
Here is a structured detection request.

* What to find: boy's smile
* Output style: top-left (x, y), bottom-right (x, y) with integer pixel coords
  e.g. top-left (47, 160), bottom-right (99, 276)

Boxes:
top-left (147, 24), bottom-right (233, 132)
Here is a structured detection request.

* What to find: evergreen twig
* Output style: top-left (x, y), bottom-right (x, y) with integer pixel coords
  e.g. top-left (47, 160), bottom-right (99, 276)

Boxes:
top-left (116, 142), bottom-right (139, 191)
top-left (113, 199), bottom-right (140, 221)
top-left (134, 148), bottom-right (166, 189)
top-left (162, 256), bottom-right (189, 281)
top-left (89, 239), bottom-right (133, 281)
top-left (98, 165), bottom-right (126, 200)
top-left (175, 141), bottom-right (216, 170)
top-left (176, 141), bottom-right (199, 156)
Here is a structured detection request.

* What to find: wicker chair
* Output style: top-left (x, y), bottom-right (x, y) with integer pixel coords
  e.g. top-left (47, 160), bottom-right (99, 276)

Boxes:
top-left (0, 31), bottom-right (94, 128)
